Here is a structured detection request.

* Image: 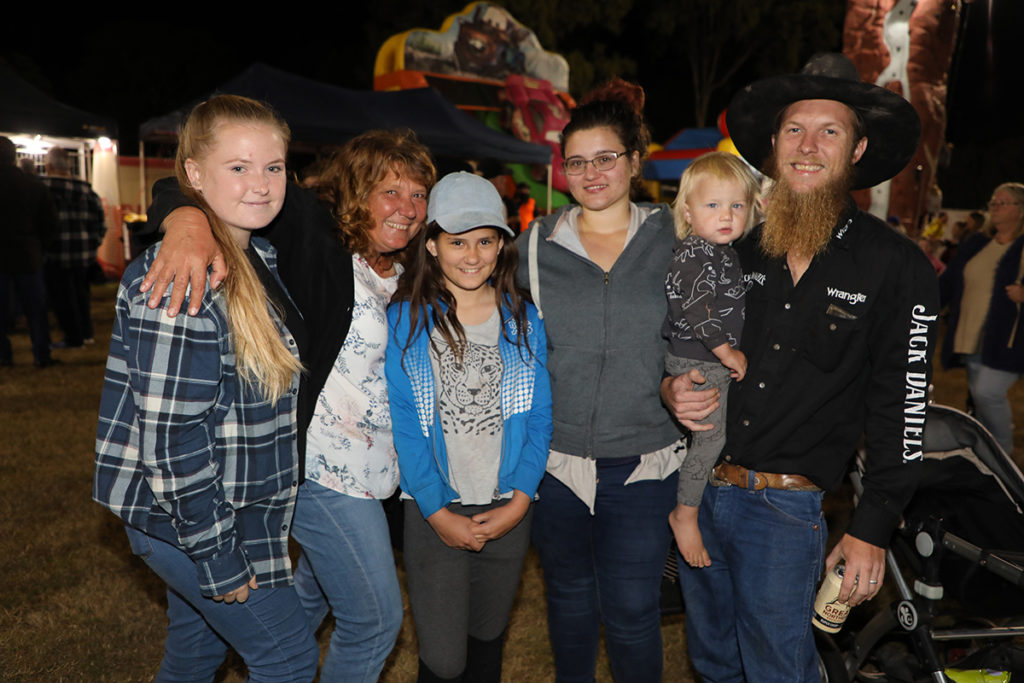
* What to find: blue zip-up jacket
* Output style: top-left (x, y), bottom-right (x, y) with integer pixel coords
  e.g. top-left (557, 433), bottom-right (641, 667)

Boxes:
top-left (385, 298), bottom-right (553, 519)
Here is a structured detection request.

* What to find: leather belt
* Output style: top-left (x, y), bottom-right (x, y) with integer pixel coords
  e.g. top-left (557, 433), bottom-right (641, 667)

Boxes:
top-left (712, 463), bottom-right (821, 491)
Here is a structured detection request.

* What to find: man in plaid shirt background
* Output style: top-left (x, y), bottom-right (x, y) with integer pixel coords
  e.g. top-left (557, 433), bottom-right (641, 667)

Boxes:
top-left (40, 147), bottom-right (106, 348)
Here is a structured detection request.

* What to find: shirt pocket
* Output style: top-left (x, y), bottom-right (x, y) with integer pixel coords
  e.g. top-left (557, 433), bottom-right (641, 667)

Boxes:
top-left (802, 311), bottom-right (862, 373)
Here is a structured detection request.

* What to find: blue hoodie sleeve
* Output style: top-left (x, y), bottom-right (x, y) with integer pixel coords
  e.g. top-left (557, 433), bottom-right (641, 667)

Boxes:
top-left (504, 306), bottom-right (552, 498)
top-left (385, 303), bottom-right (451, 519)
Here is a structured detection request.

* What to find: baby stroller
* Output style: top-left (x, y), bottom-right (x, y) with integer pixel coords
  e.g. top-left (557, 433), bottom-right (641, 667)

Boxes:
top-left (819, 403), bottom-right (1024, 682)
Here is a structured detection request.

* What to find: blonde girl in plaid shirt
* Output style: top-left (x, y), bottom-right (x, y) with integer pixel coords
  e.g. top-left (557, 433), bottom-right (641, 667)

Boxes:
top-left (94, 95), bottom-right (318, 681)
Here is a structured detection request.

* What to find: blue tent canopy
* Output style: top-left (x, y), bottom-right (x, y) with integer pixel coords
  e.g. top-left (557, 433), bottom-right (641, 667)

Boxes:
top-left (643, 128), bottom-right (723, 182)
top-left (139, 63), bottom-right (550, 165)
top-left (0, 64), bottom-right (117, 139)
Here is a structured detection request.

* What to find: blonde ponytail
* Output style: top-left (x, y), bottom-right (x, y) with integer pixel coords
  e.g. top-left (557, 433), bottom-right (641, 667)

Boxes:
top-left (175, 95), bottom-right (302, 404)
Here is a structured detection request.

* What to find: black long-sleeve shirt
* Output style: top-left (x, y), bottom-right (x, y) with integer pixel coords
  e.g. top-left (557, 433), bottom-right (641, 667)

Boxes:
top-left (663, 233), bottom-right (747, 363)
top-left (724, 202), bottom-right (940, 546)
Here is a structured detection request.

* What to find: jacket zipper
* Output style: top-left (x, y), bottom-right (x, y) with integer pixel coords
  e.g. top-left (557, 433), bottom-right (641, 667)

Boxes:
top-left (586, 269), bottom-right (611, 458)
top-left (541, 212), bottom-right (657, 458)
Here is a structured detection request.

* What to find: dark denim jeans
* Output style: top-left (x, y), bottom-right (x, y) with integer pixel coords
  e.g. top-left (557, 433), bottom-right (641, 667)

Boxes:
top-left (679, 483), bottom-right (827, 682)
top-left (532, 458), bottom-right (677, 682)
top-left (45, 264), bottom-right (93, 345)
top-left (125, 526), bottom-right (318, 682)
top-left (0, 270), bottom-right (51, 364)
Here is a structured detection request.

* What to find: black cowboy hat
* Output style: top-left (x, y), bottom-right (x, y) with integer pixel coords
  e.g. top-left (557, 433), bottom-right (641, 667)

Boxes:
top-left (726, 53), bottom-right (921, 190)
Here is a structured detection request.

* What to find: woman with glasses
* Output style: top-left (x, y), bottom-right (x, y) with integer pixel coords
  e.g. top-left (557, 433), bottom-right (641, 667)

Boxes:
top-left (940, 182), bottom-right (1024, 454)
top-left (515, 78), bottom-right (690, 682)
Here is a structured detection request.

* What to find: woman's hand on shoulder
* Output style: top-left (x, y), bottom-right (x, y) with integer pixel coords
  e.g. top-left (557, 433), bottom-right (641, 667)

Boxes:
top-left (426, 507), bottom-right (485, 551)
top-left (471, 490), bottom-right (531, 542)
top-left (140, 207), bottom-right (227, 316)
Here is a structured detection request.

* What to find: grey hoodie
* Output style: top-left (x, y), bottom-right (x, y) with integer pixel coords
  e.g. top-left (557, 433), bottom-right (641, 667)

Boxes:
top-left (516, 203), bottom-right (682, 458)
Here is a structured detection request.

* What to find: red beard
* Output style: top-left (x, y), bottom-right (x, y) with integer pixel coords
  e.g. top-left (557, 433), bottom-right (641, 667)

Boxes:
top-left (759, 149), bottom-right (854, 260)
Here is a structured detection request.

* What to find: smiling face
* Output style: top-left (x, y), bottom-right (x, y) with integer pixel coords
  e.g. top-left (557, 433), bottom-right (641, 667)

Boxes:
top-left (365, 170), bottom-right (428, 257)
top-left (771, 99), bottom-right (867, 195)
top-left (563, 126), bottom-right (639, 213)
top-left (684, 175), bottom-right (752, 245)
top-left (185, 121), bottom-right (287, 248)
top-left (426, 227), bottom-right (503, 297)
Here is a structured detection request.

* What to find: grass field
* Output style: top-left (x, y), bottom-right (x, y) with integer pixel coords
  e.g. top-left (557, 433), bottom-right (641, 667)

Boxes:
top-left (1, 281), bottom-right (1020, 681)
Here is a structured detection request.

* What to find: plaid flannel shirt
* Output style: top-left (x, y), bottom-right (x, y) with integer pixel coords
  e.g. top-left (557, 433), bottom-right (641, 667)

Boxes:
top-left (94, 238), bottom-right (302, 597)
top-left (39, 176), bottom-right (105, 267)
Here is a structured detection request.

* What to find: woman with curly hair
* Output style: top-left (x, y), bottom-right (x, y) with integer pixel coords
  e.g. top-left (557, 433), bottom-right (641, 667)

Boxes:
top-left (142, 129), bottom-right (436, 681)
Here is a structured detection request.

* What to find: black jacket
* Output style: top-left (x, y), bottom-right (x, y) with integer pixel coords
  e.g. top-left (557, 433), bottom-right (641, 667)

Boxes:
top-left (0, 166), bottom-right (58, 273)
top-left (939, 231), bottom-right (1024, 373)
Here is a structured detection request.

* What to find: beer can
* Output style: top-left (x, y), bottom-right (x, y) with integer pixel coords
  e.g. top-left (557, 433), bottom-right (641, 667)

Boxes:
top-left (812, 564), bottom-right (852, 633)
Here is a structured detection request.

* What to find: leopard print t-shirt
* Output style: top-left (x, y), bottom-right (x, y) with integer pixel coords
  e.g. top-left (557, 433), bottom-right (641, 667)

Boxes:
top-left (430, 307), bottom-right (504, 505)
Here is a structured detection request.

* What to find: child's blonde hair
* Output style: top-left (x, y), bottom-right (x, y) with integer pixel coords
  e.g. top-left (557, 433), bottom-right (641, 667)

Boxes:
top-left (672, 151), bottom-right (760, 240)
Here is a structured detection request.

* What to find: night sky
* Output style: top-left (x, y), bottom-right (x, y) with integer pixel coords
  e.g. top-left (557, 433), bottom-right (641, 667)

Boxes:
top-left (4, 2), bottom-right (1022, 209)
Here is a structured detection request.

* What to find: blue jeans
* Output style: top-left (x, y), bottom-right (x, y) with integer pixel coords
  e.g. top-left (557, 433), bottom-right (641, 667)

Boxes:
top-left (532, 459), bottom-right (678, 683)
top-left (679, 483), bottom-right (826, 682)
top-left (124, 526), bottom-right (318, 682)
top-left (289, 480), bottom-right (402, 682)
top-left (0, 270), bottom-right (51, 365)
top-left (966, 354), bottom-right (1020, 455)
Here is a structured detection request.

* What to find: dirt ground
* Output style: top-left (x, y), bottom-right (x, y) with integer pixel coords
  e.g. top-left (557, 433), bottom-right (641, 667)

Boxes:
top-left (0, 280), bottom-right (1020, 681)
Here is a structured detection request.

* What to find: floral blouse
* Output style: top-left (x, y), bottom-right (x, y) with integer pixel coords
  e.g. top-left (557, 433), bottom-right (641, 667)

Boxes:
top-left (305, 255), bottom-right (400, 499)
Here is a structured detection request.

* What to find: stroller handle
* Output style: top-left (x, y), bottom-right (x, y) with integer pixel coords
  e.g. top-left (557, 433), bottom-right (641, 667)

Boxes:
top-left (941, 530), bottom-right (1024, 588)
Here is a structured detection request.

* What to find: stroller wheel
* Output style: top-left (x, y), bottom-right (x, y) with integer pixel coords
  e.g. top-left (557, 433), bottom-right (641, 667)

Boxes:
top-left (816, 630), bottom-right (850, 682)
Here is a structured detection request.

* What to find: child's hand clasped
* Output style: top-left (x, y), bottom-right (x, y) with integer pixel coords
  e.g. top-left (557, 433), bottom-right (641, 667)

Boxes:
top-left (712, 343), bottom-right (747, 381)
top-left (427, 508), bottom-right (486, 552)
top-left (724, 348), bottom-right (747, 381)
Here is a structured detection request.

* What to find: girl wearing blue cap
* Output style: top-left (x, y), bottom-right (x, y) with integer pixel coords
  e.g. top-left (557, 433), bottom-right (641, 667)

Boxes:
top-left (385, 172), bottom-right (552, 682)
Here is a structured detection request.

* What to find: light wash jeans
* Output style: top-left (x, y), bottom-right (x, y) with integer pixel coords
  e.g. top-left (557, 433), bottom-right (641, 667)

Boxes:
top-left (679, 483), bottom-right (827, 682)
top-left (966, 353), bottom-right (1021, 455)
top-left (290, 480), bottom-right (403, 682)
top-left (124, 526), bottom-right (318, 682)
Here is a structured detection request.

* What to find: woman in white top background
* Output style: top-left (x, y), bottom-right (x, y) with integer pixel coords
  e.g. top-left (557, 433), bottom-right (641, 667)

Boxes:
top-left (940, 181), bottom-right (1024, 454)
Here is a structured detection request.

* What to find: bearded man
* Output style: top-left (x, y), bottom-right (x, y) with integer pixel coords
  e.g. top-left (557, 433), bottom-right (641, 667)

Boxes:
top-left (662, 53), bottom-right (940, 681)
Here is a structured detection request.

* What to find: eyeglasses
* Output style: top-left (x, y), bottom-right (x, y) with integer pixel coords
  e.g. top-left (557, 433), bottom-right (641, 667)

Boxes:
top-left (562, 151), bottom-right (628, 175)
top-left (988, 200), bottom-right (1020, 209)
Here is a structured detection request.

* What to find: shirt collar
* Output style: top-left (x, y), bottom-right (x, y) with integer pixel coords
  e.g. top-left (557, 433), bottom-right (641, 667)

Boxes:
top-left (829, 199), bottom-right (860, 250)
top-left (547, 202), bottom-right (655, 258)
